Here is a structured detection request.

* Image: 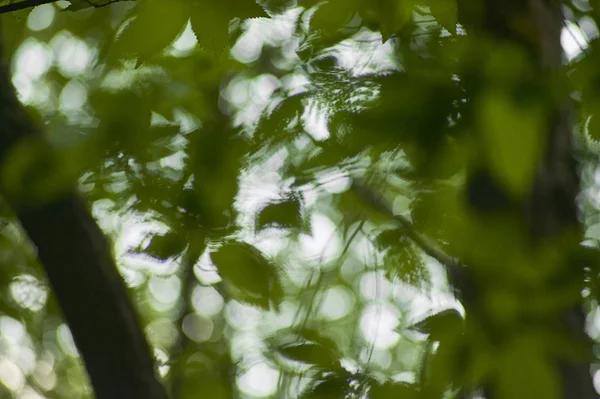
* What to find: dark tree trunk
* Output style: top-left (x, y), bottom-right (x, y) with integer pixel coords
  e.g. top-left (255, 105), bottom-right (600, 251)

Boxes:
top-left (458, 1), bottom-right (598, 398)
top-left (0, 32), bottom-right (168, 399)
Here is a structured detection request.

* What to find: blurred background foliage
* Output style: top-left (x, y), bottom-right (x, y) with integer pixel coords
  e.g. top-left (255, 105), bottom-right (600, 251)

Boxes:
top-left (0, 0), bottom-right (599, 398)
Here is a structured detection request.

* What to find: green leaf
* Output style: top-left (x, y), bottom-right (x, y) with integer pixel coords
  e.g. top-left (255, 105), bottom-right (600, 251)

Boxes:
top-left (143, 231), bottom-right (187, 262)
top-left (382, 235), bottom-right (430, 287)
top-left (191, 0), bottom-right (266, 56)
top-left (298, 328), bottom-right (341, 353)
top-left (411, 308), bottom-right (463, 342)
top-left (496, 336), bottom-right (560, 399)
top-left (585, 111), bottom-right (600, 142)
top-left (309, 0), bottom-right (358, 39)
top-left (336, 183), bottom-right (395, 226)
top-left (268, 328), bottom-right (342, 370)
top-left (375, 228), bottom-right (404, 250)
top-left (190, 3), bottom-right (231, 56)
top-left (0, 136), bottom-right (76, 205)
top-left (63, 0), bottom-right (95, 11)
top-left (177, 188), bottom-right (205, 219)
top-left (257, 196), bottom-right (302, 230)
top-left (211, 240), bottom-right (283, 310)
top-left (369, 382), bottom-right (418, 399)
top-left (187, 125), bottom-right (247, 229)
top-left (109, 0), bottom-right (189, 65)
top-left (278, 341), bottom-right (339, 368)
top-left (256, 93), bottom-right (306, 141)
top-left (365, 0), bottom-right (414, 41)
top-left (426, 0), bottom-right (458, 33)
top-left (303, 373), bottom-right (349, 399)
top-left (421, 334), bottom-right (462, 397)
top-left (479, 92), bottom-right (545, 198)
top-left (261, 0), bottom-right (295, 14)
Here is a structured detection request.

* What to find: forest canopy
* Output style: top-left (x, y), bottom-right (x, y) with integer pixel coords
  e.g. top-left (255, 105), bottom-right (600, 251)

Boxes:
top-left (0, 0), bottom-right (598, 398)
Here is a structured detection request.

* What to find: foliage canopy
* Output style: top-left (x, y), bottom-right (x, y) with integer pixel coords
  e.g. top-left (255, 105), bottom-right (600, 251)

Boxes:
top-left (0, 0), bottom-right (599, 398)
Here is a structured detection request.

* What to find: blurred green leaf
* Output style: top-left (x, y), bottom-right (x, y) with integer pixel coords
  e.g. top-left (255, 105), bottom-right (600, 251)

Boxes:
top-left (268, 327), bottom-right (342, 371)
top-left (1, 136), bottom-right (77, 204)
top-left (421, 335), bottom-right (461, 398)
top-left (261, 0), bottom-right (295, 14)
top-left (0, 0), bottom-right (593, 397)
top-left (278, 341), bottom-right (339, 368)
top-left (369, 381), bottom-right (418, 399)
top-left (365, 0), bottom-right (414, 41)
top-left (411, 308), bottom-right (463, 342)
top-left (64, 0), bottom-right (96, 11)
top-left (211, 240), bottom-right (283, 310)
top-left (257, 196), bottom-right (302, 230)
top-left (303, 372), bottom-right (349, 399)
top-left (309, 0), bottom-right (358, 39)
top-left (256, 93), bottom-right (306, 142)
top-left (496, 336), bottom-right (560, 399)
top-left (479, 93), bottom-right (545, 198)
top-left (191, 0), bottom-right (266, 56)
top-left (584, 110), bottom-right (600, 143)
top-left (298, 328), bottom-right (341, 353)
top-left (426, 0), bottom-right (458, 33)
top-left (142, 231), bottom-right (187, 262)
top-left (109, 0), bottom-right (189, 65)
top-left (377, 230), bottom-right (430, 286)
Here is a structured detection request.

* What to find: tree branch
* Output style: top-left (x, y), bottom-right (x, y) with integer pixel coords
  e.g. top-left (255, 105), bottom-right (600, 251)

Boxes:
top-left (0, 0), bottom-right (57, 14)
top-left (0, 28), bottom-right (167, 399)
top-left (351, 180), bottom-right (460, 269)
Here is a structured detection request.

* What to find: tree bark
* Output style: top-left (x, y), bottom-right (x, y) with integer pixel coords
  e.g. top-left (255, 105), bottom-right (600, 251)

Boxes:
top-left (0, 31), bottom-right (168, 399)
top-left (459, 0), bottom-right (598, 398)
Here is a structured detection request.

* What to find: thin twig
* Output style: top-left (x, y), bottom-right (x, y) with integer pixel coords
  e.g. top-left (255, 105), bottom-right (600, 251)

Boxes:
top-left (170, 249), bottom-right (200, 399)
top-left (562, 19), bottom-right (589, 56)
top-left (83, 0), bottom-right (126, 8)
top-left (0, 0), bottom-right (56, 14)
